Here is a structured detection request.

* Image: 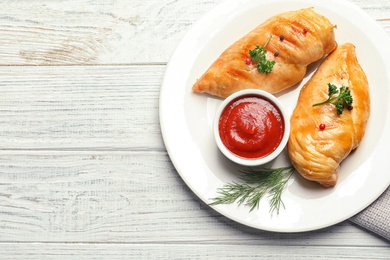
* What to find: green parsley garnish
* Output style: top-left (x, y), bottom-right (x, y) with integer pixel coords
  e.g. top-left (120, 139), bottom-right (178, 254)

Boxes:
top-left (249, 35), bottom-right (276, 74)
top-left (209, 166), bottom-right (294, 215)
top-left (312, 83), bottom-right (353, 115)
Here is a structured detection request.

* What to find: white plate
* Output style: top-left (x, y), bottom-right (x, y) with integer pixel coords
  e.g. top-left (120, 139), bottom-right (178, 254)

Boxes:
top-left (159, 0), bottom-right (390, 232)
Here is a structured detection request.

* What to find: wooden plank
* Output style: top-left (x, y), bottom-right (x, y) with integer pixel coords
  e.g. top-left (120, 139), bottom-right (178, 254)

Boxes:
top-left (0, 0), bottom-right (225, 65)
top-left (0, 151), bottom-right (388, 246)
top-left (0, 0), bottom-right (388, 65)
top-left (1, 243), bottom-right (390, 260)
top-left (0, 0), bottom-right (389, 258)
top-left (0, 65), bottom-right (164, 150)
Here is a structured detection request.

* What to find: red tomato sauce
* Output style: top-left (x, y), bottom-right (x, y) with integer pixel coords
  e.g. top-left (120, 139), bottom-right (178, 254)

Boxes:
top-left (218, 95), bottom-right (284, 159)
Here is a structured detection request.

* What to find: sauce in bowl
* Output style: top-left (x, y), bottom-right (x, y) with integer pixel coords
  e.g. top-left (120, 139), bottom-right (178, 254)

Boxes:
top-left (218, 95), bottom-right (284, 159)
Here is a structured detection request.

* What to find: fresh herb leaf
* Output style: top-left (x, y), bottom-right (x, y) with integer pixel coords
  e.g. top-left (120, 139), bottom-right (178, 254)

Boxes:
top-left (209, 166), bottom-right (295, 215)
top-left (249, 35), bottom-right (276, 74)
top-left (256, 59), bottom-right (275, 74)
top-left (249, 44), bottom-right (267, 63)
top-left (312, 83), bottom-right (353, 115)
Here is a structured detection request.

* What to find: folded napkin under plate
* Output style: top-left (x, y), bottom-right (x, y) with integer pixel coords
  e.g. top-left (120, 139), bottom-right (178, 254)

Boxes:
top-left (350, 186), bottom-right (390, 241)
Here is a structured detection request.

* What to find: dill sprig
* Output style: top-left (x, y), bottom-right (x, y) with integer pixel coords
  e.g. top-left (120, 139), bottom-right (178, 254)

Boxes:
top-left (209, 166), bottom-right (295, 215)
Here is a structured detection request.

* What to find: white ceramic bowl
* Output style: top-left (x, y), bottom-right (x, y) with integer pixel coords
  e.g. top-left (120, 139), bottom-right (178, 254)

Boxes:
top-left (213, 89), bottom-right (290, 166)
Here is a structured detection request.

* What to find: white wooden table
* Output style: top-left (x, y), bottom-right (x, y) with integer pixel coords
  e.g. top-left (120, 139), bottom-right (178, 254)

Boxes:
top-left (0, 0), bottom-right (389, 259)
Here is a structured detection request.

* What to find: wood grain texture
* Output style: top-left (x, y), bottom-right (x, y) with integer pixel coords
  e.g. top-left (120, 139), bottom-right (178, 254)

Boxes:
top-left (0, 0), bottom-right (388, 65)
top-left (0, 151), bottom-right (388, 246)
top-left (1, 243), bottom-right (390, 260)
top-left (0, 0), bottom-right (225, 65)
top-left (0, 0), bottom-right (389, 258)
top-left (0, 65), bottom-right (164, 150)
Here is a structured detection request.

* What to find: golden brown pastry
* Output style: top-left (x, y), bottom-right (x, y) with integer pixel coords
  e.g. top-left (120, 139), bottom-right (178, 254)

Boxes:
top-left (192, 8), bottom-right (337, 98)
top-left (288, 43), bottom-right (370, 187)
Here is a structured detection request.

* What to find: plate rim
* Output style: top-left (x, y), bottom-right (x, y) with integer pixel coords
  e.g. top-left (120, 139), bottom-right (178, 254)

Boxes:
top-left (159, 0), bottom-right (390, 232)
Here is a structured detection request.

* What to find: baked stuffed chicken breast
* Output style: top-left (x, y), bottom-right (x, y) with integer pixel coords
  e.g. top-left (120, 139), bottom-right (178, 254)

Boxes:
top-left (288, 43), bottom-right (370, 187)
top-left (192, 8), bottom-right (337, 98)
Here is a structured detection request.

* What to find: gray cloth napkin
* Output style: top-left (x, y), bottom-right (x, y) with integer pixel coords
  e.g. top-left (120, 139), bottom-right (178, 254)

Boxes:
top-left (349, 186), bottom-right (390, 241)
